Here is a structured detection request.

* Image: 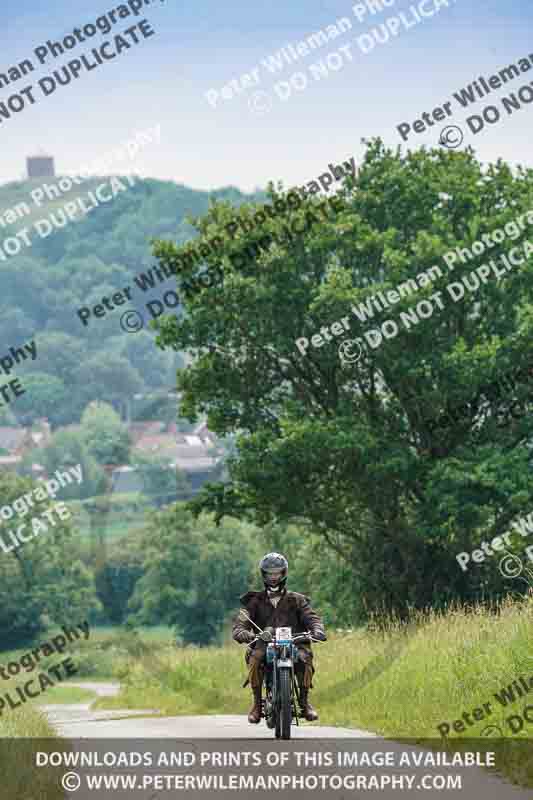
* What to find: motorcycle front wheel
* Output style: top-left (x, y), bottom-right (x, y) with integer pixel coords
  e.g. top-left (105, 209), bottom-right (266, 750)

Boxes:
top-left (275, 669), bottom-right (292, 740)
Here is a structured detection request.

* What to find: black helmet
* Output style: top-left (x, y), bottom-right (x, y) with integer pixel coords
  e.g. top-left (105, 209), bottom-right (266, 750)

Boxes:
top-left (259, 552), bottom-right (288, 591)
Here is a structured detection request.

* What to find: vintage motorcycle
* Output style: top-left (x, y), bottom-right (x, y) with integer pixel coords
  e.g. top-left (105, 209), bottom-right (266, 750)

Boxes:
top-left (248, 624), bottom-right (321, 740)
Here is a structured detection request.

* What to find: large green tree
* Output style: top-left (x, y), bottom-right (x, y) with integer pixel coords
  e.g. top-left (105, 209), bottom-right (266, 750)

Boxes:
top-left (36, 333), bottom-right (87, 384)
top-left (131, 451), bottom-right (191, 504)
top-left (122, 331), bottom-right (182, 389)
top-left (74, 354), bottom-right (144, 419)
top-left (22, 428), bottom-right (106, 499)
top-left (81, 401), bottom-right (131, 466)
top-left (93, 533), bottom-right (145, 625)
top-left (129, 505), bottom-right (255, 644)
top-left (150, 139), bottom-right (533, 618)
top-left (0, 472), bottom-right (100, 647)
top-left (14, 372), bottom-right (69, 426)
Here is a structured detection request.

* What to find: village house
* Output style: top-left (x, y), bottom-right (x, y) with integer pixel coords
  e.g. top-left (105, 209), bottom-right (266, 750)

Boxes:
top-left (0, 418), bottom-right (51, 472)
top-left (112, 420), bottom-right (223, 496)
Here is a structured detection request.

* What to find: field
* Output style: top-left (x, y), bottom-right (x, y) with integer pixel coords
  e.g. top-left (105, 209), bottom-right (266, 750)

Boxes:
top-left (89, 600), bottom-right (533, 734)
top-left (2, 605), bottom-right (533, 786)
top-left (69, 493), bottom-right (154, 542)
top-left (93, 599), bottom-right (533, 787)
top-left (0, 705), bottom-right (71, 799)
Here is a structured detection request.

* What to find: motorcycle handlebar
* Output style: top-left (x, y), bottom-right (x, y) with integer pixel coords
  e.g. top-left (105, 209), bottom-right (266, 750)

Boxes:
top-left (294, 632), bottom-right (323, 643)
top-left (249, 631), bottom-right (323, 645)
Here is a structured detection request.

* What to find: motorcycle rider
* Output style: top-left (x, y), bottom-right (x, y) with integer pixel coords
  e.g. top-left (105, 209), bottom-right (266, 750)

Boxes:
top-left (232, 552), bottom-right (327, 724)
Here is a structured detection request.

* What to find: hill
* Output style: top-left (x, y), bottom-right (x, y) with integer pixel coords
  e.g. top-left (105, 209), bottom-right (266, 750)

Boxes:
top-left (0, 175), bottom-right (263, 426)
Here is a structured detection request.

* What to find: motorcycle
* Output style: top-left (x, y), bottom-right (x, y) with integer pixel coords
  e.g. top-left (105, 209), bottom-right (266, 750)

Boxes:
top-left (247, 623), bottom-right (322, 740)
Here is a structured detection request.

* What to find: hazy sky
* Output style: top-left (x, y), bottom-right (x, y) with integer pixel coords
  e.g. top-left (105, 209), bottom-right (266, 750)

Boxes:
top-left (1, 0), bottom-right (532, 192)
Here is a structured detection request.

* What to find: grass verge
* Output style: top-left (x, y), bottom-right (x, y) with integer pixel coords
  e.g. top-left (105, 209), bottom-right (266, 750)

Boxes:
top-left (35, 685), bottom-right (96, 704)
top-left (94, 598), bottom-right (533, 787)
top-left (0, 706), bottom-right (69, 799)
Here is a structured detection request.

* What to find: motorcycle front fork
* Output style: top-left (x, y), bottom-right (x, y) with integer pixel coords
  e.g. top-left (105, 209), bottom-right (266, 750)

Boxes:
top-left (263, 671), bottom-right (301, 725)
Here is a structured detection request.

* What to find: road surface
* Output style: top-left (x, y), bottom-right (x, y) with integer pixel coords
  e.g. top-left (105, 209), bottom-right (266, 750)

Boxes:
top-left (42, 681), bottom-right (374, 739)
top-left (39, 682), bottom-right (532, 799)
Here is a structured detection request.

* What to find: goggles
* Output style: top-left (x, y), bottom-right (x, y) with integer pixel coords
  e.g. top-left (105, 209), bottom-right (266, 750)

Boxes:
top-left (264, 569), bottom-right (284, 584)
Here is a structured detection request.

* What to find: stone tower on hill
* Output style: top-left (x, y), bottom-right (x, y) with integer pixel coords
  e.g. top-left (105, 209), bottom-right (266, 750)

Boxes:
top-left (27, 153), bottom-right (55, 179)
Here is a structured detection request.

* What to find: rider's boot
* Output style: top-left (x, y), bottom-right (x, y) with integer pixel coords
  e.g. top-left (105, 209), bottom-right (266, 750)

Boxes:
top-left (248, 685), bottom-right (262, 724)
top-left (299, 688), bottom-right (318, 721)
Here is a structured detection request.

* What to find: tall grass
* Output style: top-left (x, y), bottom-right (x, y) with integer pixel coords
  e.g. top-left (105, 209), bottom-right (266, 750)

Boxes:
top-left (94, 598), bottom-right (533, 785)
top-left (319, 599), bottom-right (533, 738)
top-left (3, 605), bottom-right (532, 785)
top-left (0, 706), bottom-right (69, 799)
top-left (95, 599), bottom-right (533, 738)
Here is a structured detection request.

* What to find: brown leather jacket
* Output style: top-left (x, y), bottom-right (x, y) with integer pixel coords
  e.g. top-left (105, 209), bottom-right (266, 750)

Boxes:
top-left (232, 589), bottom-right (326, 644)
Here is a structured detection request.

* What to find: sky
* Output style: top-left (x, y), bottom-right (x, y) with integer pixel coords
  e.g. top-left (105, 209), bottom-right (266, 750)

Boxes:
top-left (0, 0), bottom-right (532, 193)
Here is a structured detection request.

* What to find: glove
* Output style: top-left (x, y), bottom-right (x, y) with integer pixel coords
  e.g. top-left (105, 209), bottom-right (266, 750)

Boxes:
top-left (259, 627), bottom-right (274, 643)
top-left (311, 630), bottom-right (327, 642)
top-left (240, 630), bottom-right (256, 644)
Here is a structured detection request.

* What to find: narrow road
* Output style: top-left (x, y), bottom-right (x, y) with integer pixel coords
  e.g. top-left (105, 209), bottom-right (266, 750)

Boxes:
top-left (42, 682), bottom-right (374, 738)
top-left (40, 683), bottom-right (532, 799)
